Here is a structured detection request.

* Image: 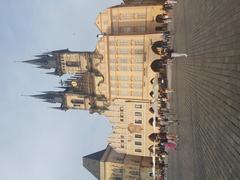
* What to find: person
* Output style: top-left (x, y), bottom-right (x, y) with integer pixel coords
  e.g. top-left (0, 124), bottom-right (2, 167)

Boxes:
top-left (162, 141), bottom-right (177, 150)
top-left (161, 48), bottom-right (188, 58)
top-left (165, 0), bottom-right (178, 4)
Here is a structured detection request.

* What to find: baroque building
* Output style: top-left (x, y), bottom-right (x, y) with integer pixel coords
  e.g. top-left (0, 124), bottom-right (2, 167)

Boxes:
top-left (25, 4), bottom-right (167, 157)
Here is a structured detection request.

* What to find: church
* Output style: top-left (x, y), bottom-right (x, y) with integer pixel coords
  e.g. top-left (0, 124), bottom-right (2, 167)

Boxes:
top-left (25, 1), bottom-right (169, 179)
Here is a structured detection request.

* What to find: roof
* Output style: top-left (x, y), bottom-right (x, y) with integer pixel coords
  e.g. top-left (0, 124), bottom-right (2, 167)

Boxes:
top-left (82, 149), bottom-right (106, 179)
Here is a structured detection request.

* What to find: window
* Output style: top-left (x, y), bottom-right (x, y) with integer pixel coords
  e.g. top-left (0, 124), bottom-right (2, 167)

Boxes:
top-left (135, 112), bottom-right (142, 116)
top-left (103, 20), bottom-right (108, 25)
top-left (120, 118), bottom-right (124, 122)
top-left (110, 76), bottom-right (117, 80)
top-left (110, 58), bottom-right (116, 63)
top-left (135, 119), bottom-right (142, 124)
top-left (122, 14), bottom-right (134, 20)
top-left (111, 82), bottom-right (117, 88)
top-left (112, 15), bottom-right (118, 21)
top-left (119, 66), bottom-right (130, 71)
top-left (118, 49), bottom-right (129, 54)
top-left (120, 107), bottom-right (124, 112)
top-left (121, 135), bottom-right (124, 138)
top-left (133, 83), bottom-right (142, 88)
top-left (129, 170), bottom-right (139, 176)
top-left (71, 99), bottom-right (84, 104)
top-left (109, 48), bottom-right (117, 54)
top-left (111, 89), bottom-right (117, 95)
top-left (133, 91), bottom-right (142, 96)
top-left (135, 134), bottom-right (142, 138)
top-left (135, 57), bottom-right (143, 63)
top-left (118, 76), bottom-right (130, 81)
top-left (110, 66), bottom-right (116, 71)
top-left (135, 141), bottom-right (142, 146)
top-left (135, 149), bottom-right (142, 152)
top-left (134, 76), bottom-right (142, 81)
top-left (120, 113), bottom-right (124, 118)
top-left (135, 40), bottom-right (144, 46)
top-left (136, 13), bottom-right (146, 19)
top-left (119, 83), bottom-right (130, 88)
top-left (66, 61), bottom-right (80, 67)
top-left (135, 104), bottom-right (142, 109)
top-left (133, 66), bottom-right (143, 71)
top-left (135, 26), bottom-right (146, 32)
top-left (113, 26), bottom-right (119, 33)
top-left (119, 91), bottom-right (130, 96)
top-left (119, 58), bottom-right (128, 63)
top-left (118, 40), bottom-right (129, 46)
top-left (121, 140), bottom-right (124, 143)
top-left (135, 49), bottom-right (144, 54)
top-left (119, 26), bottom-right (132, 33)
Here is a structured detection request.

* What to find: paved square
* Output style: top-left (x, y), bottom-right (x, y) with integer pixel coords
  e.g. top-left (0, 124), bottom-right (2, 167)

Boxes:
top-left (168, 0), bottom-right (240, 179)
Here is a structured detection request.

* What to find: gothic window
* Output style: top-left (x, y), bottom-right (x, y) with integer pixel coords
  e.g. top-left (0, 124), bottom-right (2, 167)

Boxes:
top-left (71, 99), bottom-right (84, 104)
top-left (66, 61), bottom-right (80, 67)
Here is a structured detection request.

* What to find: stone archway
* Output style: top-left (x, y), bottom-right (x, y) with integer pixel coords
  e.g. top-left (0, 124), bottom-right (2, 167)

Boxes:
top-left (149, 133), bottom-right (159, 142)
top-left (155, 14), bottom-right (165, 23)
top-left (150, 59), bottom-right (165, 72)
top-left (149, 117), bottom-right (158, 126)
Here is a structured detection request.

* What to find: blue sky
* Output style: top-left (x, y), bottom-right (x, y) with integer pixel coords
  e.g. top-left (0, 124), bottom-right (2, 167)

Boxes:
top-left (0, 0), bottom-right (120, 179)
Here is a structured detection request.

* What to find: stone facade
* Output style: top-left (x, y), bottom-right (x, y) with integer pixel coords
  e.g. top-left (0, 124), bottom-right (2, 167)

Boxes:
top-left (26, 4), bottom-right (167, 157)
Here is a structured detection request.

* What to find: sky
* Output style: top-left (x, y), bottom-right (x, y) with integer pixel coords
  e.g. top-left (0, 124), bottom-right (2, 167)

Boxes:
top-left (0, 0), bottom-right (121, 179)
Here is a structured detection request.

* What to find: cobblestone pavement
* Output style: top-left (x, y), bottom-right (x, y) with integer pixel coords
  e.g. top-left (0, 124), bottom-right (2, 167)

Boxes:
top-left (168, 0), bottom-right (240, 180)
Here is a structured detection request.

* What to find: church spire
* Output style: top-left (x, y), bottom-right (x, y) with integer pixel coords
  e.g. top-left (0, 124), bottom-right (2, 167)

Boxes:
top-left (30, 91), bottom-right (64, 104)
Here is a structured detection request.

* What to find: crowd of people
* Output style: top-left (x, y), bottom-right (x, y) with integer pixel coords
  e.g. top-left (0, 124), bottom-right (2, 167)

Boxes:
top-left (149, 0), bottom-right (188, 179)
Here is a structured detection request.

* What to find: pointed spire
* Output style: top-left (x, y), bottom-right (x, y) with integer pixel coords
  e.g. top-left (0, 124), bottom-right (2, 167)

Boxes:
top-left (23, 53), bottom-right (58, 72)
